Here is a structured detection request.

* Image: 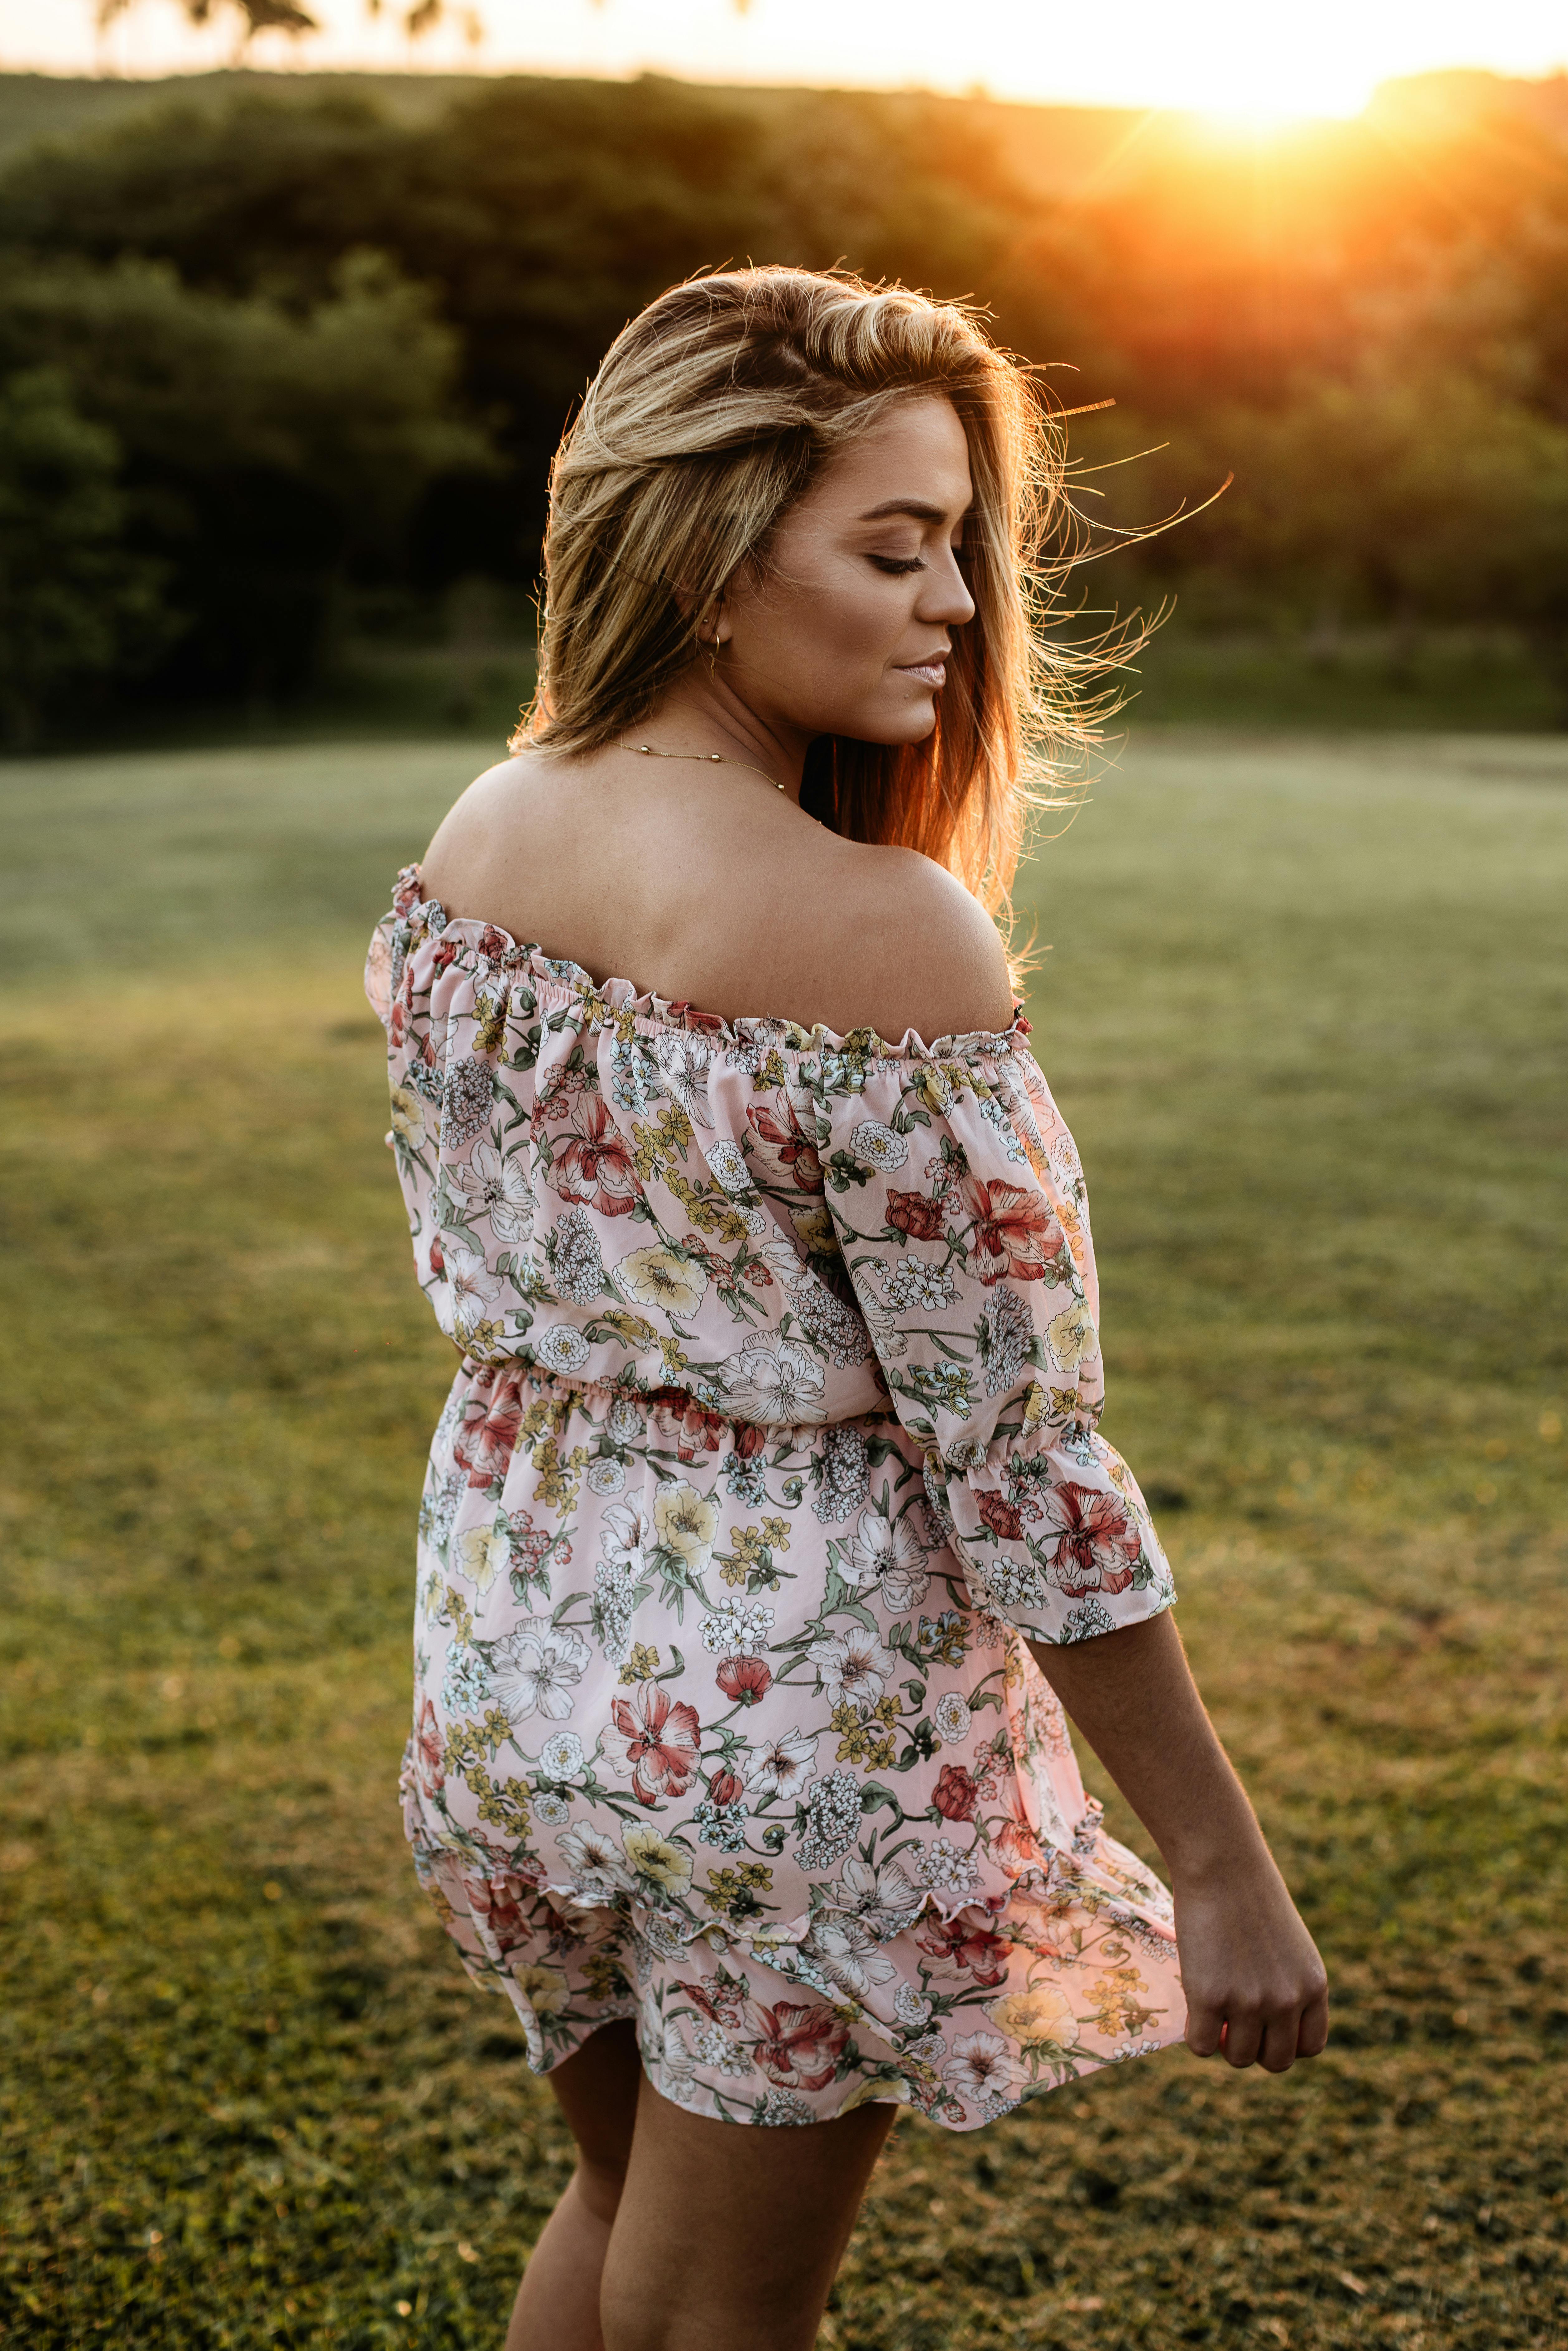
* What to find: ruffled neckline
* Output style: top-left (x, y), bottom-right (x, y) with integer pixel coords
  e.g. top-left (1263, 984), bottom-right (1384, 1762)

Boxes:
top-left (387, 862), bottom-right (1031, 1063)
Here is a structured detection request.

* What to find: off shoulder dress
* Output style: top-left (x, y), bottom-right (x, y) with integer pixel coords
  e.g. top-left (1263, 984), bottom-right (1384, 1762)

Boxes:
top-left (366, 863), bottom-right (1188, 2130)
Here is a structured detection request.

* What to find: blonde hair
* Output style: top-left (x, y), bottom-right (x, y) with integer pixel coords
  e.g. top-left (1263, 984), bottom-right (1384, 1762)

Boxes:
top-left (515, 264), bottom-right (1126, 963)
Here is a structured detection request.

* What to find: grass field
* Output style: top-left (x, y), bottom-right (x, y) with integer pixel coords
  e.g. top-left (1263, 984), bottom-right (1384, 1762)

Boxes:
top-left (2, 729), bottom-right (1566, 2350)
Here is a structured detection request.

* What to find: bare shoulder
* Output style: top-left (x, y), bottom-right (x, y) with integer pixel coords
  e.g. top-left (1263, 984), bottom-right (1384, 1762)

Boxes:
top-left (415, 747), bottom-right (1015, 1043)
top-left (824, 840), bottom-right (1018, 1043)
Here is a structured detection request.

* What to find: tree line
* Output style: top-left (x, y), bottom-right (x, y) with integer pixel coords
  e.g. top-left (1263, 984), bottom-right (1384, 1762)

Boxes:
top-left (1, 65), bottom-right (1566, 738)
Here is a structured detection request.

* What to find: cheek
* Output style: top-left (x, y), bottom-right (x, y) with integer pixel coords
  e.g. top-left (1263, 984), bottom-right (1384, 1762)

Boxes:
top-left (782, 570), bottom-right (902, 668)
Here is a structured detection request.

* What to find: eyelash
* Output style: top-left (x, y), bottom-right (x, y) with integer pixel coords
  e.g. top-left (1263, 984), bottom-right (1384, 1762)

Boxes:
top-left (867, 550), bottom-right (965, 576)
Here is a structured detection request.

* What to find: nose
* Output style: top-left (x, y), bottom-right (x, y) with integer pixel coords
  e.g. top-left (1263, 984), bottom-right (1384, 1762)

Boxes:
top-left (918, 543), bottom-right (976, 629)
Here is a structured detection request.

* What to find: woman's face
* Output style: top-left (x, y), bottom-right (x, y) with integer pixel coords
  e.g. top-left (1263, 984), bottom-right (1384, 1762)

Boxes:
top-left (713, 394), bottom-right (977, 747)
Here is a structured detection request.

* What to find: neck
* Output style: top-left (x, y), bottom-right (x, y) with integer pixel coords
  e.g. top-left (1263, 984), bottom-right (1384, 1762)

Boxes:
top-left (636, 671), bottom-right (813, 803)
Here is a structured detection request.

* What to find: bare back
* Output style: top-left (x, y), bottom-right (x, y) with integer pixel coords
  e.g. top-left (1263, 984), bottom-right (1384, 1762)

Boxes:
top-left (419, 745), bottom-right (1018, 1044)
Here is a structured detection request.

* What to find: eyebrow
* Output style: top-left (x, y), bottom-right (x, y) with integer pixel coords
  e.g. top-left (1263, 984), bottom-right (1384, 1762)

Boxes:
top-left (855, 499), bottom-right (962, 524)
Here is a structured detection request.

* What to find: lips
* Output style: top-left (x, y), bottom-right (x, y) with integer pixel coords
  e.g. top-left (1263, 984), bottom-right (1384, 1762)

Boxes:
top-left (898, 659), bottom-right (947, 687)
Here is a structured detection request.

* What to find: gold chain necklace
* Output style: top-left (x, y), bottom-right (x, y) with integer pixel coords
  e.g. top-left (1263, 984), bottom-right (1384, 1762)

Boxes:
top-left (618, 738), bottom-right (819, 815)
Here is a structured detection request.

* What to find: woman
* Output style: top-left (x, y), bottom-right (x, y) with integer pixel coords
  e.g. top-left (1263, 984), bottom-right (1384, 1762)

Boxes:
top-left (365, 266), bottom-right (1327, 2351)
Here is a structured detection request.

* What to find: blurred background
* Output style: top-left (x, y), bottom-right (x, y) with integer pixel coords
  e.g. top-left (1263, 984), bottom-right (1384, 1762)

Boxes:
top-left (2, 5), bottom-right (1566, 2348)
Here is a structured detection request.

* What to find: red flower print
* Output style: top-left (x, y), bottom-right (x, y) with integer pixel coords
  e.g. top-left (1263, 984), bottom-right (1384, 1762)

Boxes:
top-left (885, 1188), bottom-right (946, 1240)
top-left (415, 1696), bottom-right (444, 1797)
top-left (470, 1873), bottom-right (532, 1953)
top-left (1040, 1483), bottom-right (1142, 1598)
top-left (992, 1816), bottom-right (1043, 1876)
top-left (454, 1374), bottom-right (524, 1489)
top-left (732, 1421), bottom-right (766, 1460)
top-left (605, 1681), bottom-right (702, 1806)
top-left (707, 1768), bottom-right (744, 1805)
top-left (669, 1003), bottom-right (728, 1035)
top-left (678, 1969), bottom-right (750, 2029)
top-left (932, 1763), bottom-right (979, 1823)
top-left (433, 938), bottom-right (459, 972)
top-left (749, 2000), bottom-right (850, 2092)
top-left (477, 925), bottom-right (511, 959)
top-left (977, 1488), bottom-right (1024, 1543)
top-left (959, 1175), bottom-right (1064, 1284)
top-left (428, 1233), bottom-right (445, 1277)
top-left (389, 998), bottom-right (407, 1049)
top-left (651, 1391), bottom-right (727, 1462)
top-left (914, 1912), bottom-right (1013, 1986)
top-left (549, 1095), bottom-right (640, 1218)
top-left (716, 1656), bottom-right (772, 1706)
top-left (747, 1100), bottom-right (823, 1193)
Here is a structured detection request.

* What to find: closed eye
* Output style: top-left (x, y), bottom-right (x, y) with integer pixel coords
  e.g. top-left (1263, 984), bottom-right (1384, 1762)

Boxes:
top-left (867, 555), bottom-right (926, 575)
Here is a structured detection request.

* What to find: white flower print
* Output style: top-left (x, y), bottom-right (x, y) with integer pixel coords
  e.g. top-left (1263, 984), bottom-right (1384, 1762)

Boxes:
top-left (700, 1598), bottom-right (775, 1656)
top-left (941, 2031), bottom-right (1024, 2117)
top-left (447, 1137), bottom-right (535, 1243)
top-left (600, 1496), bottom-right (653, 1577)
top-left (742, 1727), bottom-right (819, 1801)
top-left (539, 1731), bottom-right (584, 1780)
top-left (533, 1792), bottom-right (570, 1825)
top-left (932, 1691), bottom-right (972, 1745)
top-left (693, 2023), bottom-right (753, 2079)
top-left (607, 1396), bottom-right (643, 1444)
top-left (842, 1509), bottom-right (930, 1613)
top-left (799, 1912), bottom-right (898, 1998)
top-left (442, 1237), bottom-right (502, 1343)
top-left (703, 1136), bottom-right (752, 1195)
top-left (827, 1855), bottom-right (925, 1938)
top-left (717, 1333), bottom-right (826, 1423)
top-left (452, 1521), bottom-right (507, 1595)
top-left (533, 1321), bottom-right (591, 1373)
top-left (489, 1616), bottom-right (592, 1724)
top-left (879, 1259), bottom-right (957, 1313)
top-left (846, 1118), bottom-right (909, 1173)
top-left (808, 1626), bottom-right (893, 1712)
top-left (651, 1031), bottom-right (717, 1128)
top-left (555, 1823), bottom-right (634, 1899)
top-left (915, 1841), bottom-right (981, 1895)
top-left (894, 1983), bottom-right (933, 2027)
top-left (585, 1457), bottom-right (626, 1496)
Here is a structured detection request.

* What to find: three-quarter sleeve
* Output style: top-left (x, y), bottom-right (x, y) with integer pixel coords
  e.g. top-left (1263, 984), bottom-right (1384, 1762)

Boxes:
top-left (813, 1028), bottom-right (1176, 1645)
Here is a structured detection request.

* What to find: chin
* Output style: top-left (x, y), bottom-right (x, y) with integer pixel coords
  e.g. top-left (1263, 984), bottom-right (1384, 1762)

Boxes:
top-left (843, 695), bottom-right (940, 747)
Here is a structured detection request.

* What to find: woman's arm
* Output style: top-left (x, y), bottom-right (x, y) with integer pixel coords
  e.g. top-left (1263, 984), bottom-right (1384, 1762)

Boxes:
top-left (1027, 1612), bottom-right (1329, 2073)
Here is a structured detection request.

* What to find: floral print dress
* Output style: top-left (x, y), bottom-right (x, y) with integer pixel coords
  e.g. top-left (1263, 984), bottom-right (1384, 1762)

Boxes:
top-left (366, 864), bottom-right (1187, 2130)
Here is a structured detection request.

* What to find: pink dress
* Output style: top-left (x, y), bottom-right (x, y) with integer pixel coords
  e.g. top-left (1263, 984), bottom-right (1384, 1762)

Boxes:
top-left (366, 863), bottom-right (1187, 2129)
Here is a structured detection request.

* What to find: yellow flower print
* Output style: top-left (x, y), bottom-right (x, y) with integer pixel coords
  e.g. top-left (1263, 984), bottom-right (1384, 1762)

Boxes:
top-left (789, 1203), bottom-right (839, 1257)
top-left (388, 1080), bottom-right (426, 1147)
top-left (453, 1522), bottom-right (506, 1595)
top-left (986, 1983), bottom-right (1077, 2049)
top-left (619, 1642), bottom-right (660, 1684)
top-left (655, 1480), bottom-right (719, 1575)
top-left (1083, 1966), bottom-right (1161, 2040)
top-left (1046, 1297), bottom-right (1100, 1374)
top-left (621, 1825), bottom-right (693, 1895)
top-left (512, 1964), bottom-right (569, 2017)
top-left (617, 1244), bottom-right (709, 1317)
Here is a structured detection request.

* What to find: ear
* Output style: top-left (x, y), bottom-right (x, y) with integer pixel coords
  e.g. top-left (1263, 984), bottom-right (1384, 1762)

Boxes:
top-left (691, 585), bottom-right (732, 648)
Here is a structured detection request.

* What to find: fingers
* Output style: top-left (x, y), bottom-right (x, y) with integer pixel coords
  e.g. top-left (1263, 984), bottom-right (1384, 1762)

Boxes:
top-left (1184, 1998), bottom-right (1224, 2060)
top-left (1187, 1992), bottom-right (1331, 2072)
top-left (1297, 1987), bottom-right (1331, 2059)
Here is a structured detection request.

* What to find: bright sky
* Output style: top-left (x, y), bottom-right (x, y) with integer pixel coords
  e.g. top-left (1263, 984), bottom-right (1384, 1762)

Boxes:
top-left (4, 0), bottom-right (1567, 121)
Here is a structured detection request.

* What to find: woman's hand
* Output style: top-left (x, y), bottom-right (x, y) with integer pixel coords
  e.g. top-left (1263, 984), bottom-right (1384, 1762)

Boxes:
top-left (1026, 1610), bottom-right (1330, 2074)
top-left (1172, 1848), bottom-right (1329, 2071)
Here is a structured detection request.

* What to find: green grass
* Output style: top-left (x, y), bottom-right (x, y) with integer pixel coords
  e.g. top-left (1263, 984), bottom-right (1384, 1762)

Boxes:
top-left (2, 730), bottom-right (1566, 2349)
